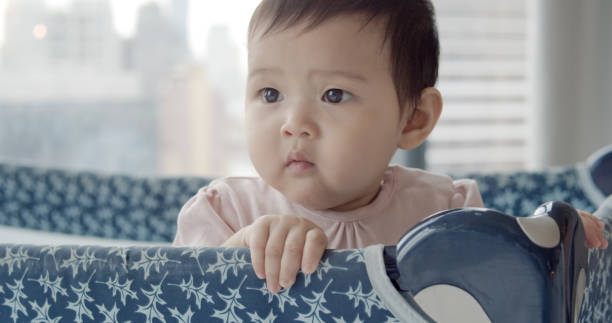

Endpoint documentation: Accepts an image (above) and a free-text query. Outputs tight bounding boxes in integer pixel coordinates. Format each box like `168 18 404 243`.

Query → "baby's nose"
281 122 316 138
280 109 318 138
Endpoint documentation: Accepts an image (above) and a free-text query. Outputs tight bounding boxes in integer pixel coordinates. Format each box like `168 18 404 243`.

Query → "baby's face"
246 14 407 211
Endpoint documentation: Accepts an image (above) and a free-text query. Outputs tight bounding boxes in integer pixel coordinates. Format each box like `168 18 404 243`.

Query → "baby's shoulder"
203 176 270 196
198 176 295 217
389 165 455 187
388 165 483 208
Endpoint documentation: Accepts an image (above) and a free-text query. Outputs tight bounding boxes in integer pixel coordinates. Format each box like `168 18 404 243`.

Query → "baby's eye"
260 88 284 103
322 89 353 104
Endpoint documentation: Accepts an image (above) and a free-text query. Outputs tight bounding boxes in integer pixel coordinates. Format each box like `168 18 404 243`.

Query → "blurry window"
0 0 528 177
429 0 528 172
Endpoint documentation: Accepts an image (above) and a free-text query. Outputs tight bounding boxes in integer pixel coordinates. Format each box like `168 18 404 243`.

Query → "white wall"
529 0 612 169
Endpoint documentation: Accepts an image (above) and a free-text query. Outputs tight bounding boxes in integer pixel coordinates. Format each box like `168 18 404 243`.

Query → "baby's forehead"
249 11 388 44
249 17 390 62
246 20 395 92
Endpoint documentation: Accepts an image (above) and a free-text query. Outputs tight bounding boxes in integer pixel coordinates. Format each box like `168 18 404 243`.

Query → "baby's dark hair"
248 0 439 111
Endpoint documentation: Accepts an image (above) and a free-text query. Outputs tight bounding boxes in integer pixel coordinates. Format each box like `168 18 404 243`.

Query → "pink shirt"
173 165 484 249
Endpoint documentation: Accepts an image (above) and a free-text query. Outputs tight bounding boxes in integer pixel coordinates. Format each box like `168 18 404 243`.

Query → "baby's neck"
328 182 384 212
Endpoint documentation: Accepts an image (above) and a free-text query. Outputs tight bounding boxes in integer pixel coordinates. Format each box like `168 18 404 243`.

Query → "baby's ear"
398 87 443 149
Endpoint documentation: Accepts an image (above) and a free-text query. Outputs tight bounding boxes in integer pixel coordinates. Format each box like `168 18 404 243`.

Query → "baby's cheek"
325 159 377 195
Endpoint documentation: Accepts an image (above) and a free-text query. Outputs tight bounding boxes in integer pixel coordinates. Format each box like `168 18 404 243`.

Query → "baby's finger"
301 229 327 274
265 227 288 293
591 218 608 248
587 216 608 249
279 230 305 289
247 223 270 280
583 211 605 229
581 215 602 248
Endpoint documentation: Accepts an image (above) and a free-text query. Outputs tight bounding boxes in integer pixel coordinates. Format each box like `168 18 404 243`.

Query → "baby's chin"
263 173 356 210
286 188 370 212
286 192 333 210
279 186 341 211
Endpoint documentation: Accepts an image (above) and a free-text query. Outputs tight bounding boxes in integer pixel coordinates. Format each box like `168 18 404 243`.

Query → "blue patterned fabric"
0 245 409 322
580 196 612 322
0 162 601 244
455 166 598 216
0 164 210 242
0 160 611 322
0 209 610 323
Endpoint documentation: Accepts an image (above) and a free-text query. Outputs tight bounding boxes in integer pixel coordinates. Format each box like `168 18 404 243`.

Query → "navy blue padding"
589 145 612 196
390 202 588 323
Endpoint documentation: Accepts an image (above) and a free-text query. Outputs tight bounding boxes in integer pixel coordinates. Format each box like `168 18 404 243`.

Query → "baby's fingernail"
597 221 605 229
587 240 600 248
267 284 278 294
302 267 313 275
280 279 294 289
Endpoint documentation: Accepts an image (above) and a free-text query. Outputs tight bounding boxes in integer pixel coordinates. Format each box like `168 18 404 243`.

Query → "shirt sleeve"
450 178 485 208
172 182 237 247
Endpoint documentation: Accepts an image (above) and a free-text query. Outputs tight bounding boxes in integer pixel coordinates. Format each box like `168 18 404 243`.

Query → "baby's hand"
223 215 327 293
578 210 608 249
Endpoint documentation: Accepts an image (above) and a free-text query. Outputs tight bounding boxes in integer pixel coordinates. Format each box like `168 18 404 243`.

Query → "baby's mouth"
286 152 315 174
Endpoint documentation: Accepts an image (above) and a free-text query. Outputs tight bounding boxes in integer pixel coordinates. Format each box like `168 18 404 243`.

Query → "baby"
174 0 607 293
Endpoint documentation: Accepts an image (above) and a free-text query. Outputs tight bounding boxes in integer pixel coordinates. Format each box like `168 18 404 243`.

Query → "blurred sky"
0 0 261 57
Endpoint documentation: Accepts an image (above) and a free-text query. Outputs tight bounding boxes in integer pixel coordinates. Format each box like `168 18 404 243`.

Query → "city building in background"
0 0 246 177
1 0 139 102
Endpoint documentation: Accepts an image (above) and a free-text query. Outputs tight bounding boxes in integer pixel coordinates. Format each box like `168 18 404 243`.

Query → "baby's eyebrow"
309 69 368 83
247 67 368 83
248 67 282 80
